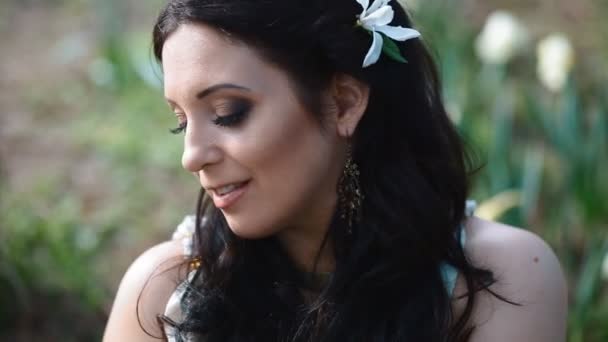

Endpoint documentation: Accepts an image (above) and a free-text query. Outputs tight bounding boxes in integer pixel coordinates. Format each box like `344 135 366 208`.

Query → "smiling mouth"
214 181 249 197
211 180 250 209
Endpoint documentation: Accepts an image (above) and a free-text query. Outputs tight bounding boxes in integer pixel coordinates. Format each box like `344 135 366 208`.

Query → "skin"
453 217 568 341
103 23 567 342
162 23 367 272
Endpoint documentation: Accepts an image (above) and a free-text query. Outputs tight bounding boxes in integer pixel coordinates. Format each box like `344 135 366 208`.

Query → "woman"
104 0 567 341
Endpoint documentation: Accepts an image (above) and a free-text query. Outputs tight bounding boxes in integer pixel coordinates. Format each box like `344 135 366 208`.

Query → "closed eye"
212 109 248 127
212 100 251 127
170 121 187 134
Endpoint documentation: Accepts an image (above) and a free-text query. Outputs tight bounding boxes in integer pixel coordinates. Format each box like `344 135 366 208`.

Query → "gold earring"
337 145 363 231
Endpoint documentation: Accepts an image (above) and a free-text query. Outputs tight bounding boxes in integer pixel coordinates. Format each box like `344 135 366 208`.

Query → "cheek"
239 98 328 178
229 105 335 230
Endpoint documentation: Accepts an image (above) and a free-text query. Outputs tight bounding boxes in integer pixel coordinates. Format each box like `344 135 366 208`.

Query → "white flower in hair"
356 0 421 67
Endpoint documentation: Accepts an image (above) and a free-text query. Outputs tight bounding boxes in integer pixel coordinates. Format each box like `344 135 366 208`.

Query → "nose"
181 125 223 173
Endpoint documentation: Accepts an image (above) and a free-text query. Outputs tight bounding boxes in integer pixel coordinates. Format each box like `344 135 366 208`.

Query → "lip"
210 180 250 209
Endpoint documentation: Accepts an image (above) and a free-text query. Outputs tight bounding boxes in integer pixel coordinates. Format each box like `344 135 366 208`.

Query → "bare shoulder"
103 239 187 342
453 216 568 342
464 216 564 275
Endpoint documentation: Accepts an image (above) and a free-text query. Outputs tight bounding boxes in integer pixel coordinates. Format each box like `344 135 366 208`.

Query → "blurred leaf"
520 147 543 221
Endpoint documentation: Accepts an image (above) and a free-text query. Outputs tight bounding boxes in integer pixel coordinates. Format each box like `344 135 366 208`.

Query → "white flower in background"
536 33 574 92
475 10 529 65
356 0 421 67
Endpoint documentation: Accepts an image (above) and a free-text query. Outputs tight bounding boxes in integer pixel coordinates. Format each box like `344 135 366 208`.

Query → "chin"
224 216 276 240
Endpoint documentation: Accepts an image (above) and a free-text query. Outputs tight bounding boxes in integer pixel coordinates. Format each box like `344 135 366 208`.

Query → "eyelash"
170 105 250 134
170 121 187 134
212 107 249 127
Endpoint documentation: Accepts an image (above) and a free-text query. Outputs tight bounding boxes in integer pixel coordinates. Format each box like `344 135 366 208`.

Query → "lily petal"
361 5 394 29
375 25 421 41
356 0 369 16
363 31 383 67
368 0 390 14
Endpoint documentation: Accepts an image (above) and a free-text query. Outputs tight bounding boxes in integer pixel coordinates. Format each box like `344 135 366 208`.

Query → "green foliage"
414 2 608 340
0 189 116 340
381 34 408 63
0 2 188 339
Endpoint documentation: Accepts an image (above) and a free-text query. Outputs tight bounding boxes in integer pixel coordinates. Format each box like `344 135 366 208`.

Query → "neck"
279 230 335 274
275 203 337 275
275 155 344 275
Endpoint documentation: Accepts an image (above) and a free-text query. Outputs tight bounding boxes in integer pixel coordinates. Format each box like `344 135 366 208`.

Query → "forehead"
161 23 275 102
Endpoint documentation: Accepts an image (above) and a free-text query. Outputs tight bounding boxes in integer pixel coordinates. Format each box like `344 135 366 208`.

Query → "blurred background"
0 0 606 341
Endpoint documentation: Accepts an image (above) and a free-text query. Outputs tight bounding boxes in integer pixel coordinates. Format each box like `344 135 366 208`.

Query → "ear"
324 74 370 138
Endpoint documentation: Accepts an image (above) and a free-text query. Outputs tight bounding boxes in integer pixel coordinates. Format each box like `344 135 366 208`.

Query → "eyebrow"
166 83 251 105
196 83 251 100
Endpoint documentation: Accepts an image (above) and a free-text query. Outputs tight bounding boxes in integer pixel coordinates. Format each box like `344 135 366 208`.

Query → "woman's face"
162 23 345 240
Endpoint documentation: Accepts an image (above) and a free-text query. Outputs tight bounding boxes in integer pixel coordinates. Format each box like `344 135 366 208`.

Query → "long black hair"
152 0 502 341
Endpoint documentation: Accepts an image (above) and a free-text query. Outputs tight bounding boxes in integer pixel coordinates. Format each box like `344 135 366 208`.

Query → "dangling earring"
337 144 363 232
